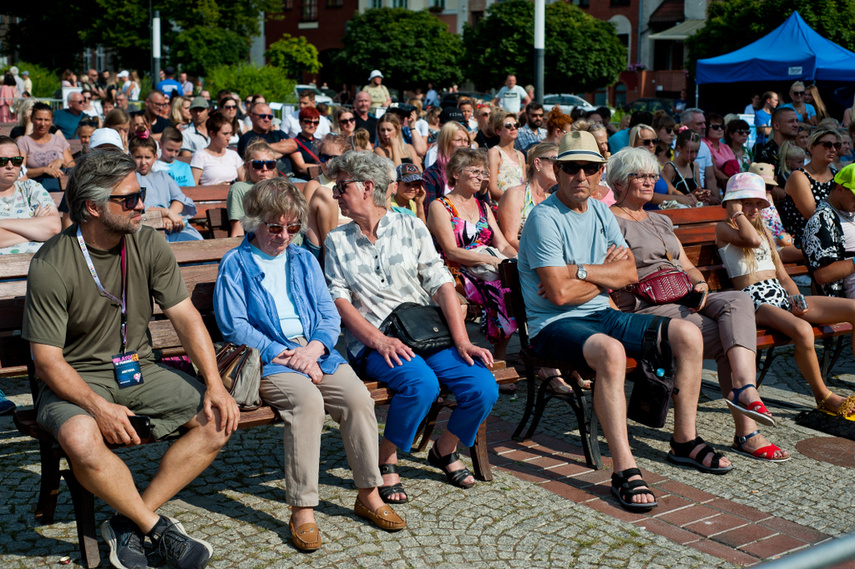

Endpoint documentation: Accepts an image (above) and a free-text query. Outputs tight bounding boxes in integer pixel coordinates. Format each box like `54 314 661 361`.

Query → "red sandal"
725 384 775 427
731 430 790 462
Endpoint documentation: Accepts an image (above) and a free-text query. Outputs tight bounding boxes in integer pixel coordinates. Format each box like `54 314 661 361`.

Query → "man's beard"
100 205 141 236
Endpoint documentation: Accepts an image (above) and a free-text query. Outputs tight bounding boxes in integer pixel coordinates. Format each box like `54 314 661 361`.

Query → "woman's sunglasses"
339 117 355 124
264 221 302 235
0 156 25 167
108 188 147 210
301 119 320 125
640 138 660 147
503 122 520 130
816 141 842 150
251 160 276 170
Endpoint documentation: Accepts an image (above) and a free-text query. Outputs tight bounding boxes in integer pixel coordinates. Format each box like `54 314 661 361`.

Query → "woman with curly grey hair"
214 178 404 552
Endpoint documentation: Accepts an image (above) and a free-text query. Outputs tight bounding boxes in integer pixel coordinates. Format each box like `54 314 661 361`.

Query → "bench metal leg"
64 468 100 569
469 420 492 482
522 374 555 441
756 347 778 388
512 363 538 441
821 336 846 384
34 440 62 524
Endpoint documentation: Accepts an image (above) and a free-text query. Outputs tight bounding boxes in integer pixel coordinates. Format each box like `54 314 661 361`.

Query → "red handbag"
628 266 692 305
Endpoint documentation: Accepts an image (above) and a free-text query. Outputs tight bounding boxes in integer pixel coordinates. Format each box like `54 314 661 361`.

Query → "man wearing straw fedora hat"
517 131 727 513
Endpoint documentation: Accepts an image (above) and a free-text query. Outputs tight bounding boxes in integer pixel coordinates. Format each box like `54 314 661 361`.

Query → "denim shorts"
531 309 660 366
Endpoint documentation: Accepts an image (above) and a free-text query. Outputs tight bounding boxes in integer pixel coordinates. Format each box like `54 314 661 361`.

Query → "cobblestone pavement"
2 338 855 568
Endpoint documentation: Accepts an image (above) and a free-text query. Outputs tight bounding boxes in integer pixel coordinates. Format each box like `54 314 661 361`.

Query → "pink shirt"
704 138 736 171
18 134 70 168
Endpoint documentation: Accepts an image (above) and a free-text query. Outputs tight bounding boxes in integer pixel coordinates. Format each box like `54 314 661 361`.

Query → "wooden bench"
500 206 852 468
2 237 518 568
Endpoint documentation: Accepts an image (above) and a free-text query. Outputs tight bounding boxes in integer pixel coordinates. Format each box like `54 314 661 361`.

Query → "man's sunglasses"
319 153 341 163
108 188 146 210
251 160 276 170
0 156 25 167
253 113 274 120
817 141 843 150
558 162 602 176
264 221 302 235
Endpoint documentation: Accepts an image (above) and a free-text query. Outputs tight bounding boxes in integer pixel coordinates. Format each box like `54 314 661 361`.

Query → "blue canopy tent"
696 12 855 85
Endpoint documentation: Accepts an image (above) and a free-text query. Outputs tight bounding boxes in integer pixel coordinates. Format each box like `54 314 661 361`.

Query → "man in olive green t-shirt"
22 150 240 569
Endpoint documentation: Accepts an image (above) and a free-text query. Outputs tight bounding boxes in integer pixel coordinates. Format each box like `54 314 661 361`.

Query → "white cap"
117 70 130 78
89 128 124 150
368 70 383 81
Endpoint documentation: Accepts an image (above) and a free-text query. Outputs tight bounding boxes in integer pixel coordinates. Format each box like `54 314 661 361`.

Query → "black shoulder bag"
380 302 454 357
627 317 680 428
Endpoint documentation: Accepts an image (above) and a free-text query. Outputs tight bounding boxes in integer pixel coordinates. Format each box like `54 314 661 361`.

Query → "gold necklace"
618 205 675 263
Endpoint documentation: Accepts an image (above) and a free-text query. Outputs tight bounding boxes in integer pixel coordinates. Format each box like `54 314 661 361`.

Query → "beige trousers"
260 347 382 507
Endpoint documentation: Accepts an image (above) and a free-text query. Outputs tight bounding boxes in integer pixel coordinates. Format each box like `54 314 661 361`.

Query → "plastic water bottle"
656 368 665 378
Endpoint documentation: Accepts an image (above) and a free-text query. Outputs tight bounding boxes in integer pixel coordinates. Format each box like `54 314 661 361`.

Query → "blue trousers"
358 347 498 451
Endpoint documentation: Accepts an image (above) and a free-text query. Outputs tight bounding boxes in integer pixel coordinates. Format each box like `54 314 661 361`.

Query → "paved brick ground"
2 337 855 568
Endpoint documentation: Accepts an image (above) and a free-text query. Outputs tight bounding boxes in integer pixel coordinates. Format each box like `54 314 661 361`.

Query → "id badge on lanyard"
76 228 143 388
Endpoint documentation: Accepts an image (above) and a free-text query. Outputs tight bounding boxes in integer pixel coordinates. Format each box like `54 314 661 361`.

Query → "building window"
572 0 590 6
430 0 445 9
283 0 293 9
301 0 317 21
610 0 630 5
326 0 342 7
371 0 382 7
392 0 407 7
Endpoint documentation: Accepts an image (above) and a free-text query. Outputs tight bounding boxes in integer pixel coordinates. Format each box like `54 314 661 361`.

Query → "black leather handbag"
627 317 679 428
382 302 454 356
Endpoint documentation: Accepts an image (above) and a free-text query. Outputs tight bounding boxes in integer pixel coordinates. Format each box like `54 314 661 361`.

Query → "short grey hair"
605 147 659 191
326 150 391 207
680 108 704 125
66 150 137 224
241 178 308 234
66 91 82 103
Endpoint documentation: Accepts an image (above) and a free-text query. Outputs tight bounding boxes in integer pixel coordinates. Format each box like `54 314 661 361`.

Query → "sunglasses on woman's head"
558 162 602 176
107 188 147 210
0 156 25 167
319 153 341 163
251 160 276 170
817 141 842 150
264 221 302 235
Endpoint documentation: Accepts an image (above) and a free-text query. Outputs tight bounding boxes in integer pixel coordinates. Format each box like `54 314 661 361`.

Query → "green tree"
686 0 855 75
462 0 625 93
2 62 61 98
206 64 296 103
332 8 463 92
173 27 249 77
265 34 322 78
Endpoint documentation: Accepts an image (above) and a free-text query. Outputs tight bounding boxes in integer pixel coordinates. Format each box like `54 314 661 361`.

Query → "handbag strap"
641 316 673 366
293 135 321 164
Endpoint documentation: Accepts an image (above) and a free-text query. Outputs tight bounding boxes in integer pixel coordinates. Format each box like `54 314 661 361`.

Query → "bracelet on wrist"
731 211 745 222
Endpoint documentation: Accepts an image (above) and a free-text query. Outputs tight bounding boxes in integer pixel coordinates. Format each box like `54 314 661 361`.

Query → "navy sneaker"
149 516 213 569
0 390 16 415
100 514 148 569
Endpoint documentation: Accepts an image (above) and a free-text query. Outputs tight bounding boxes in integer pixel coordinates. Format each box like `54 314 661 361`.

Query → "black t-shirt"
131 110 169 134
354 115 377 144
475 131 500 150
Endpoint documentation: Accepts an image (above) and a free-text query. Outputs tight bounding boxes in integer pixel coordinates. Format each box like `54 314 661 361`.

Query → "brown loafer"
354 497 406 532
289 518 321 551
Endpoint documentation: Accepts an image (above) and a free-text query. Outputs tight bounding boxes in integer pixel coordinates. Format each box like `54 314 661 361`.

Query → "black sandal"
610 467 657 513
378 464 408 504
427 445 475 489
666 436 733 475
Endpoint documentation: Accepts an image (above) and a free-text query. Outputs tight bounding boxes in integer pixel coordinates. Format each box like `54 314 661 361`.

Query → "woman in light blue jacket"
214 179 404 552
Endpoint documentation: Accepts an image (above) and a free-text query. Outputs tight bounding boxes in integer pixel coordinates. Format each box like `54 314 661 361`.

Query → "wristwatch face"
576 265 587 280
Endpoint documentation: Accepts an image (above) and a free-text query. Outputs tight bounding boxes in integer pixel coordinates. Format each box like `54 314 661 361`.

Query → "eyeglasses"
222 104 237 110
463 168 488 178
339 117 355 124
333 179 360 197
0 156 24 167
503 122 520 130
250 160 276 170
709 124 723 130
792 91 805 96
319 153 341 163
639 138 660 147
108 188 146 210
627 173 660 183
817 141 843 150
558 162 602 176
253 113 274 120
736 129 750 135
152 102 168 108
264 221 302 235
301 119 320 125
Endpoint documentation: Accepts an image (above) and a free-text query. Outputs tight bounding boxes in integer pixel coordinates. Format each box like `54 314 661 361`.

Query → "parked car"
625 98 677 118
439 91 491 109
294 84 333 106
542 94 596 116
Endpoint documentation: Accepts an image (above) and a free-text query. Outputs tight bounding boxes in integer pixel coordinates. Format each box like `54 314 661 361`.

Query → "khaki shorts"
37 363 206 440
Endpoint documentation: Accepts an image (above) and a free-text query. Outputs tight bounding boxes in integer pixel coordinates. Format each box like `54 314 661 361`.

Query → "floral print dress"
436 196 516 344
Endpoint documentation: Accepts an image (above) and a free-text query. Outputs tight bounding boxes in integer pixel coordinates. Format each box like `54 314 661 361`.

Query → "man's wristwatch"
576 264 587 281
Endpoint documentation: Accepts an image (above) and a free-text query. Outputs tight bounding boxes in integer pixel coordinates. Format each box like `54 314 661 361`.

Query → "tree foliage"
332 9 464 92
686 0 855 75
265 35 322 78
2 61 61 98
462 0 625 93
172 27 249 77
206 64 296 103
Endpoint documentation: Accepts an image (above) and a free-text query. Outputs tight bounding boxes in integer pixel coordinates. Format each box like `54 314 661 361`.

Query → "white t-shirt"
837 210 855 298
414 118 430 138
495 85 528 114
190 148 243 185
697 140 713 185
